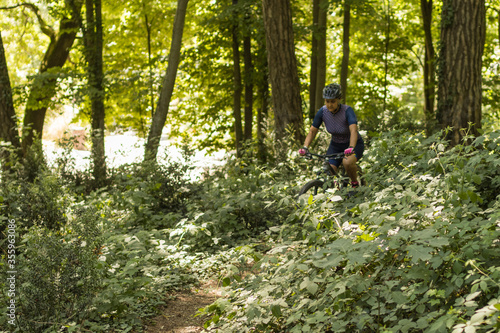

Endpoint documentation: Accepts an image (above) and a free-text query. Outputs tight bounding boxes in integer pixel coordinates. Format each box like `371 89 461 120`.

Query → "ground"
145 281 221 333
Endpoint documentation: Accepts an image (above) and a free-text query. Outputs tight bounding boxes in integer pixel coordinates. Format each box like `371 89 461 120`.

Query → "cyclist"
299 83 365 187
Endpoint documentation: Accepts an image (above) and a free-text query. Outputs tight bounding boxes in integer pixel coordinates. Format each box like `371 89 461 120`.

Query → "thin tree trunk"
340 1 350 104
0 32 21 170
231 0 243 155
309 0 319 120
314 0 328 111
144 0 189 161
243 31 253 142
420 0 436 136
437 0 485 146
145 12 155 119
383 0 391 116
257 43 268 163
21 0 83 154
257 73 268 163
262 0 305 144
84 0 106 187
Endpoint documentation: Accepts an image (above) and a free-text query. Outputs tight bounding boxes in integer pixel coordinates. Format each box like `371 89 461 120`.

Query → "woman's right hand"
299 147 309 156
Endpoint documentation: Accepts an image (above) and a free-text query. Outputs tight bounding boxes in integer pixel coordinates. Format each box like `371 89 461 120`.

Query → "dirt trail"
145 281 221 333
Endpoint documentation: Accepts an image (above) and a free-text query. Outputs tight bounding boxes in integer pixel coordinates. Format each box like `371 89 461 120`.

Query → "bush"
5 209 103 332
201 129 500 333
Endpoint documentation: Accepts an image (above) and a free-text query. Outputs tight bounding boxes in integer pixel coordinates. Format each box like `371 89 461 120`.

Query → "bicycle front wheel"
298 179 325 197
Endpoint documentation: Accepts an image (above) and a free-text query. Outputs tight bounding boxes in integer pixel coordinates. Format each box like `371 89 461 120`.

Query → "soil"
145 281 222 333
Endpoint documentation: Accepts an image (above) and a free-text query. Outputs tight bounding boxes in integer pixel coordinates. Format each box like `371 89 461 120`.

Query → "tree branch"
0 2 56 40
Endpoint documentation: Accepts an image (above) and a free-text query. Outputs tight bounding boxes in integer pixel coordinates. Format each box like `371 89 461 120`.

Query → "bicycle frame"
303 151 350 188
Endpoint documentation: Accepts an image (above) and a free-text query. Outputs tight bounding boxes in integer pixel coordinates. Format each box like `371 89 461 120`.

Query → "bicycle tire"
297 179 327 198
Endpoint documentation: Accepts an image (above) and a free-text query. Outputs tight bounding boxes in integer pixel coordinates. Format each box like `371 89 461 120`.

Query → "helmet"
322 83 342 100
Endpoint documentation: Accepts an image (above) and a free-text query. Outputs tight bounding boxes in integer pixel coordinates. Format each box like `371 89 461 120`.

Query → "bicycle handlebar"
303 151 345 160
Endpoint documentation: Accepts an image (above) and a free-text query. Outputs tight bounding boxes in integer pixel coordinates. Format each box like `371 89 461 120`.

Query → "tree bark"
309 0 319 120
262 0 304 144
243 23 253 142
144 0 189 161
256 42 268 163
314 0 328 112
21 0 83 154
340 1 351 104
437 0 485 146
383 0 391 115
420 0 436 136
231 0 244 156
84 0 106 187
0 32 21 170
0 32 20 148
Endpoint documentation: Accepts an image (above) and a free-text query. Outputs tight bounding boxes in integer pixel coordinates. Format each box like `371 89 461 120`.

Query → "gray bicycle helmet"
322 83 342 100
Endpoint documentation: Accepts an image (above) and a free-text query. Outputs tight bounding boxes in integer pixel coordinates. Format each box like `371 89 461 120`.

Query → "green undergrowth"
1 129 499 332
200 129 500 333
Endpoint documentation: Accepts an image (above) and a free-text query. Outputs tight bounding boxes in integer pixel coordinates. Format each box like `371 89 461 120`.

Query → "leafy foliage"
14 209 103 332
200 129 500 332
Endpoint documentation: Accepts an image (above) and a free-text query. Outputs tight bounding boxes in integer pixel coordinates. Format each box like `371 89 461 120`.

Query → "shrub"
201 129 500 332
12 209 103 332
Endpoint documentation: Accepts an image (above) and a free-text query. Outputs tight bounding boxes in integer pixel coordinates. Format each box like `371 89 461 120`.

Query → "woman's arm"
349 124 358 147
303 126 319 148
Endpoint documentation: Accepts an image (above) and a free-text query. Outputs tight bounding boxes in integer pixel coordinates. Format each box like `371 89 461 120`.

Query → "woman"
299 83 364 187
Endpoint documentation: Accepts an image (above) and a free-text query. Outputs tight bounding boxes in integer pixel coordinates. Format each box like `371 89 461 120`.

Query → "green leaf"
407 244 432 263
271 304 282 318
308 194 314 205
300 277 318 295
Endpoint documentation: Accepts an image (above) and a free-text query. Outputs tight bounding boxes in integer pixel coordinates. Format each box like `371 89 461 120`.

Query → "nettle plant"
201 129 500 333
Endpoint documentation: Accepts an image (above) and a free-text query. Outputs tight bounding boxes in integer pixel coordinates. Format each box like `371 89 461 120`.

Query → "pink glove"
344 147 354 156
299 147 308 156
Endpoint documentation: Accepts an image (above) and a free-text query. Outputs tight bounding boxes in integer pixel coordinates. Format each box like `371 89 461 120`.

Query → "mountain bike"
297 151 365 200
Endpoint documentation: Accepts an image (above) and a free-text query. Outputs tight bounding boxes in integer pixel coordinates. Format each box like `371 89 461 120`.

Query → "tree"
0 31 21 169
262 0 305 143
437 0 486 145
314 0 328 113
231 0 244 155
83 0 106 186
309 0 328 119
18 0 83 154
420 0 436 136
243 4 254 143
340 0 351 104
144 0 190 161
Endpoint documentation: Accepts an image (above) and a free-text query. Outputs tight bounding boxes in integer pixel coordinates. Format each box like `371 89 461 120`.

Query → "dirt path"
145 281 221 333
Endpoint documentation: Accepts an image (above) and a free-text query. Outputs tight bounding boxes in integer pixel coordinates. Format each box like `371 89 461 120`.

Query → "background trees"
0 0 499 165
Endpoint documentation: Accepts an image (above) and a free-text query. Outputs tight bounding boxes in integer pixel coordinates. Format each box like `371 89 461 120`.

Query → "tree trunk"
257 78 268 163
437 0 485 146
309 0 319 120
262 0 304 144
84 0 106 187
383 0 391 115
257 43 268 163
243 31 253 142
420 0 436 136
314 0 328 112
144 0 189 161
340 1 351 104
231 0 244 156
498 9 500 48
0 32 21 170
21 0 83 154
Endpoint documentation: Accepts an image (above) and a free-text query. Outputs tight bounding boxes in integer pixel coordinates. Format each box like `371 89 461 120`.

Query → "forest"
0 0 499 332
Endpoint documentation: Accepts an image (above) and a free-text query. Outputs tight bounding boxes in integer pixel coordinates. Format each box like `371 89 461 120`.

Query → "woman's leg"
342 155 358 183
